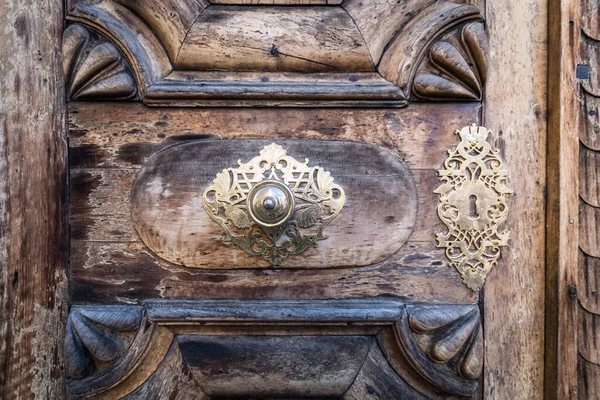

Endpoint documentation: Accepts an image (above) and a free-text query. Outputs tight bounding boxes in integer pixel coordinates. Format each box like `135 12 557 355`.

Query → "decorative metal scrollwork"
202 143 345 265
435 125 513 290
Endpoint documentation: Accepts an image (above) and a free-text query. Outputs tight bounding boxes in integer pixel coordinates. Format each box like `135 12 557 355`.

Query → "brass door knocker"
203 143 345 266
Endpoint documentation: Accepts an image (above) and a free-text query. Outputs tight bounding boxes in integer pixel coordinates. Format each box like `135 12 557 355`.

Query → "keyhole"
468 195 480 220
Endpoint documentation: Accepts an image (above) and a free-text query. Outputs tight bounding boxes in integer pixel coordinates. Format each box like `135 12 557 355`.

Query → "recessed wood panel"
179 335 371 397
131 139 417 269
176 6 374 72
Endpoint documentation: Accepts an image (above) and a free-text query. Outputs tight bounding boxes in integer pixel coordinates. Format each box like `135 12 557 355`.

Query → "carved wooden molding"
65 299 482 399
413 22 488 101
63 24 137 101
64 0 486 106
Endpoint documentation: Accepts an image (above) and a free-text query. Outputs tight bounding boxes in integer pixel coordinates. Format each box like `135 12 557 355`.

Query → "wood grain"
580 250 600 314
578 354 600 400
180 335 371 397
211 0 342 4
122 340 206 400
68 0 172 91
343 340 428 399
112 0 208 62
484 0 548 398
577 3 600 398
342 0 438 64
69 240 475 304
64 300 481 398
131 139 418 269
377 2 481 92
67 102 481 170
67 102 480 304
0 0 68 398
63 24 137 101
177 6 374 72
580 143 600 207
143 71 406 107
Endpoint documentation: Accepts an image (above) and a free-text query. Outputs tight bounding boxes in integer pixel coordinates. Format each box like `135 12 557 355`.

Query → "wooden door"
0 0 552 399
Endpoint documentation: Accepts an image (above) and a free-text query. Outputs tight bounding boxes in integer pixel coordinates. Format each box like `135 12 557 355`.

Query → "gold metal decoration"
434 125 512 290
202 143 345 265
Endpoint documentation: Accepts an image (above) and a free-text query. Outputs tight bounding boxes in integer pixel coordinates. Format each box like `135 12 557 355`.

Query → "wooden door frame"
0 0 555 398
546 0 580 399
0 0 68 398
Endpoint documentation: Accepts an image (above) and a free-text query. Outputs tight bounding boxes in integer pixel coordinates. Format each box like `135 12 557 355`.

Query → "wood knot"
568 284 577 299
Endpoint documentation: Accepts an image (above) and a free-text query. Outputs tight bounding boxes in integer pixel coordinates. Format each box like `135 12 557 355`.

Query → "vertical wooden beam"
483 0 548 398
545 0 580 399
0 0 68 398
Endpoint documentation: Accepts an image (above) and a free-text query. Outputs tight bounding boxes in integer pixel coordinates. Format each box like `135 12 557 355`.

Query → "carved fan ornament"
408 305 483 380
413 22 488 101
63 24 137 101
64 306 143 380
435 125 513 290
202 143 345 266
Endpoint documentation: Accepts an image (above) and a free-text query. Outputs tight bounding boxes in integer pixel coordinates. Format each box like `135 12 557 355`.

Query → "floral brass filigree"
435 125 512 290
202 143 345 266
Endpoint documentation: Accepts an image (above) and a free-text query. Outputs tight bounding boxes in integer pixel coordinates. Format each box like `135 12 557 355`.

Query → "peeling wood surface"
67 102 479 170
0 0 68 398
484 0 548 398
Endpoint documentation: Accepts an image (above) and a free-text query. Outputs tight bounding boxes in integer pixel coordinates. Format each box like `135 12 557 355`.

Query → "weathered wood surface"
412 21 487 101
71 166 435 243
112 0 208 62
578 354 600 400
484 0 548 398
378 305 483 398
143 71 406 107
63 25 137 101
131 140 417 269
211 0 342 4
122 340 206 400
377 2 482 91
177 7 374 72
343 0 437 65
64 300 482 398
65 0 486 106
68 102 480 304
181 335 371 397
0 0 69 398
68 102 479 169
67 0 172 92
343 340 428 399
577 1 600 397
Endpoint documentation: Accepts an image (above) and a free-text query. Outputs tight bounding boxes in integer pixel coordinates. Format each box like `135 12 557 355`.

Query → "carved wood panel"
63 0 490 398
65 300 483 399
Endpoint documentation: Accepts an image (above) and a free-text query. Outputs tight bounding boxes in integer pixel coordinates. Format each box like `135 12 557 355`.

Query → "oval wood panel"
131 139 417 269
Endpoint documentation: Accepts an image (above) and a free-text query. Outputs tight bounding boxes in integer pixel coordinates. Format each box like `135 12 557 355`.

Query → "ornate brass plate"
202 143 345 265
435 125 513 290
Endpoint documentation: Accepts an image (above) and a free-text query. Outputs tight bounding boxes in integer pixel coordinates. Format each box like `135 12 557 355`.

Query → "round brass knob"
246 180 295 228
